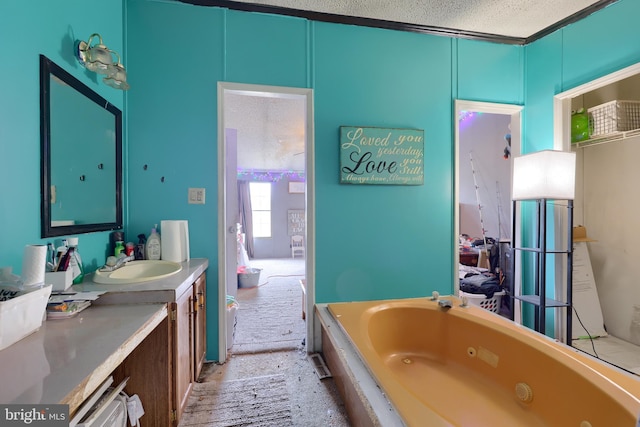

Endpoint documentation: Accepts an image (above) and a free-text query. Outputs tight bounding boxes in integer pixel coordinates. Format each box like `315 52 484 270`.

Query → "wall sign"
340 126 424 185
287 209 305 235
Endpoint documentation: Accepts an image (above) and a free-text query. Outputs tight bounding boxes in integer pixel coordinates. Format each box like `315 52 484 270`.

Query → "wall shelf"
572 127 640 149
516 295 570 308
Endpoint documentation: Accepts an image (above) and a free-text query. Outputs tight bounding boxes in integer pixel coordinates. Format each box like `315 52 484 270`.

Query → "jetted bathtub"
325 297 640 426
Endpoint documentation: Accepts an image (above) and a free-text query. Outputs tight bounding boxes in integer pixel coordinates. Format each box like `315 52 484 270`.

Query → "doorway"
217 82 315 362
554 63 640 372
454 100 523 320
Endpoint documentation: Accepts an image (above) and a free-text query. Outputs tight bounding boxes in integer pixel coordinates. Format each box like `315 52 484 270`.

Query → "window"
249 182 271 237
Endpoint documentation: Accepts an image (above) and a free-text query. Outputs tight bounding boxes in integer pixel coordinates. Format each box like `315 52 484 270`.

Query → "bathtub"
320 297 640 427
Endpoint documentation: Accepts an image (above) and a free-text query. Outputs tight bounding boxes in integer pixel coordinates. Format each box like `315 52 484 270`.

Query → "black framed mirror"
40 55 122 238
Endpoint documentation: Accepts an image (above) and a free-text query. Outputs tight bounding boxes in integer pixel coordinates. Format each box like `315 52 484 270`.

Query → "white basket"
588 100 640 137
0 285 52 350
459 290 505 313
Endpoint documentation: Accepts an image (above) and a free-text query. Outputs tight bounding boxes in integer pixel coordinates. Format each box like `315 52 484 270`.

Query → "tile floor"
572 335 640 375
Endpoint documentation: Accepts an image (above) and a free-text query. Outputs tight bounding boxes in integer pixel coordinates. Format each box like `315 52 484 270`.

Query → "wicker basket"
459 290 505 313
588 100 640 137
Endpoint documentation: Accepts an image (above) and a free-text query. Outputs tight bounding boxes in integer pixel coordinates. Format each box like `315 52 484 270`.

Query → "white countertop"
0 303 167 409
0 257 209 411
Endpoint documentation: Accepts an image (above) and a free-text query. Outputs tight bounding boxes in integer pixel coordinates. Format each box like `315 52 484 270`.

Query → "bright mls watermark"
0 405 68 426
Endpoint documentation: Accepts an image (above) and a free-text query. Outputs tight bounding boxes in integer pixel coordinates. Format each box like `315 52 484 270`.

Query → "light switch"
188 188 206 204
51 185 57 204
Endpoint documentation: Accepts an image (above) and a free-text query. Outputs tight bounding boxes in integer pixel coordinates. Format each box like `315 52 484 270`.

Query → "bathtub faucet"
437 299 453 311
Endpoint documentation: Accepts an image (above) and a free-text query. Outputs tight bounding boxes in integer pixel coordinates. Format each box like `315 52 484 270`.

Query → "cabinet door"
173 289 194 422
193 273 206 380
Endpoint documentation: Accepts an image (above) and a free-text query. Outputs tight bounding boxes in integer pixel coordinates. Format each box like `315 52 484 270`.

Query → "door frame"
454 100 523 317
217 82 315 362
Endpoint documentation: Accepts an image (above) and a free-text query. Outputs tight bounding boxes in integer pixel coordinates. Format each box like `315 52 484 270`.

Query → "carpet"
232 260 306 354
179 374 293 426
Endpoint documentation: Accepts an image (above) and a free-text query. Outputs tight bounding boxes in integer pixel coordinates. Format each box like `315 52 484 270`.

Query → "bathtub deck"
316 304 406 427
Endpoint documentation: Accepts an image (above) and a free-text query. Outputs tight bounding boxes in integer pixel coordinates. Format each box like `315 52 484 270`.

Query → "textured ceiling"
225 93 306 172
227 0 612 40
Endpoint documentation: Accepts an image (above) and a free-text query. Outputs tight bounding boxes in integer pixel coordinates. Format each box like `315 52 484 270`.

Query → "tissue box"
45 270 73 292
0 285 52 351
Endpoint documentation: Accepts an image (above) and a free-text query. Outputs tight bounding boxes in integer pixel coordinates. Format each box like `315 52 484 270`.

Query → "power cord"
572 305 600 359
257 273 305 287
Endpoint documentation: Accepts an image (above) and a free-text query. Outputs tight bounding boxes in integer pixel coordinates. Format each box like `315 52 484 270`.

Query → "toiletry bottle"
114 241 125 257
135 234 146 260
146 226 162 260
67 237 84 284
47 242 56 272
110 231 124 258
54 239 68 271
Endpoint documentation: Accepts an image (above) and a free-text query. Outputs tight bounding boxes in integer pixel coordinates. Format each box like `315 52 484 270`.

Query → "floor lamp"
512 150 576 341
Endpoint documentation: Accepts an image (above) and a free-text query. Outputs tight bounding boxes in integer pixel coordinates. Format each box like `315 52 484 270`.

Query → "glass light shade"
76 34 116 75
103 63 129 90
512 150 576 200
84 44 115 75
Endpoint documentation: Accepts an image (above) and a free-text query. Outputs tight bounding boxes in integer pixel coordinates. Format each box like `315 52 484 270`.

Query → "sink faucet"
99 254 135 272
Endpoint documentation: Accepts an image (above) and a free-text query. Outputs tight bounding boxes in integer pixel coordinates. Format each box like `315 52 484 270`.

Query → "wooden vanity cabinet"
99 271 207 426
171 272 207 425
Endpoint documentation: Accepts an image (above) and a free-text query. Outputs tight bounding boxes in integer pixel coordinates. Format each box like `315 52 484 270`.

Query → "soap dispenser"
146 225 162 260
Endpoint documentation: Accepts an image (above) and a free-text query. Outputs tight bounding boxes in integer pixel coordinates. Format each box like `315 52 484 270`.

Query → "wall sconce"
75 33 130 90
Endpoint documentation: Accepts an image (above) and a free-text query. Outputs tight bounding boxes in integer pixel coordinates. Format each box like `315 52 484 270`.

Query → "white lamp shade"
512 150 576 200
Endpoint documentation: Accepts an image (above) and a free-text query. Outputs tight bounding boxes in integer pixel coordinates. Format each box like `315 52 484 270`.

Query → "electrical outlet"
188 188 206 204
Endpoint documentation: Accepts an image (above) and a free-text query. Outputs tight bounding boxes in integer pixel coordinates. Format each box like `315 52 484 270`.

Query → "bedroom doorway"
217 82 315 363
454 100 523 320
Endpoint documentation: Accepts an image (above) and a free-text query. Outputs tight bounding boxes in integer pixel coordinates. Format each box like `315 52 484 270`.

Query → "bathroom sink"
93 260 183 284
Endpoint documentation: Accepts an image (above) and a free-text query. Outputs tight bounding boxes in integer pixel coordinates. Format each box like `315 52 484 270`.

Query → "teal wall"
2 0 638 360
313 23 454 303
125 1 523 359
0 1 124 273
